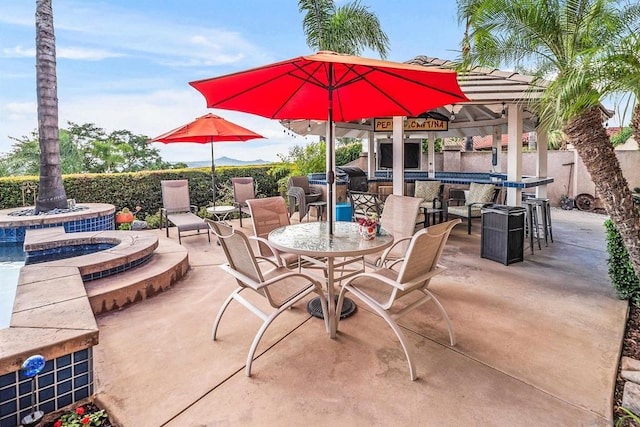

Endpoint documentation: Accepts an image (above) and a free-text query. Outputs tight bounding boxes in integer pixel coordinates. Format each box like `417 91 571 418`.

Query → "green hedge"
0 165 291 219
605 219 640 305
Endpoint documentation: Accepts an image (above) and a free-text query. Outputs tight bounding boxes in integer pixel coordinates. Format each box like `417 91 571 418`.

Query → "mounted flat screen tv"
377 140 421 170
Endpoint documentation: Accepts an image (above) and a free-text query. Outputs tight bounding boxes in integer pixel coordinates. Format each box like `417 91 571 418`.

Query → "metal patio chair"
160 179 210 244
245 196 302 269
445 183 500 234
231 177 255 227
287 175 323 220
363 195 422 267
207 220 328 377
348 190 385 223
337 219 461 381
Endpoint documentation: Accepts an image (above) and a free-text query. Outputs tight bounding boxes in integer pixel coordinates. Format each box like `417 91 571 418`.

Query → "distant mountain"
183 157 271 168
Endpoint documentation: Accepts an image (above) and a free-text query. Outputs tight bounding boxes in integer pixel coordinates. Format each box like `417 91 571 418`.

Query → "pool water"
0 243 25 328
0 242 116 329
25 243 116 265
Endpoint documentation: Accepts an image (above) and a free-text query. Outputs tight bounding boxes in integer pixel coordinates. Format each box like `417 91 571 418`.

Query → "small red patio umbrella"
150 113 264 206
190 51 468 234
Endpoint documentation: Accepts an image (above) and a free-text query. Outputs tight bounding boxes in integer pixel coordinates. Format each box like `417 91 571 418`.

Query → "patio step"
85 238 189 316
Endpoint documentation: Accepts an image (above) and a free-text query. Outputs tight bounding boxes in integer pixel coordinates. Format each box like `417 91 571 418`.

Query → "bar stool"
528 198 553 246
523 200 541 254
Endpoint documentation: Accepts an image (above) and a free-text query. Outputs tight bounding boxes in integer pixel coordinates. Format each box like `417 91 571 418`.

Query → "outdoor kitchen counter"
309 172 554 189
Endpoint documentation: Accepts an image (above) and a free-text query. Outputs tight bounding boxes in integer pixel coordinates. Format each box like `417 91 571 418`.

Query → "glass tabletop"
206 205 235 213
268 221 393 258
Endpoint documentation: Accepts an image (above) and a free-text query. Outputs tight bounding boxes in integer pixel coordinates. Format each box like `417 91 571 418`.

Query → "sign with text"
374 117 448 132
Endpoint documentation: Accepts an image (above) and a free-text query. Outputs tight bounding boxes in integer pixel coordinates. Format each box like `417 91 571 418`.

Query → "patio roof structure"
284 56 612 205
283 56 543 140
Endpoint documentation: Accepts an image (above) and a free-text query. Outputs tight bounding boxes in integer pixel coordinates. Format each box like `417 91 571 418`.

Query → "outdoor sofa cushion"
465 183 496 205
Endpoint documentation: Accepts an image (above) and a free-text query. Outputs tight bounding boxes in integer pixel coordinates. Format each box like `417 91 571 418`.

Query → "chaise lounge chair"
160 179 210 244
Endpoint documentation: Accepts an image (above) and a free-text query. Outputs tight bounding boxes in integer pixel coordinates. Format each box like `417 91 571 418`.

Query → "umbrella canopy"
150 113 264 206
190 51 468 233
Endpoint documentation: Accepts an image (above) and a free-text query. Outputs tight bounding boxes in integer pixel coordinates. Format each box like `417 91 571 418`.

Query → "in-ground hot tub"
0 203 115 243
0 226 160 427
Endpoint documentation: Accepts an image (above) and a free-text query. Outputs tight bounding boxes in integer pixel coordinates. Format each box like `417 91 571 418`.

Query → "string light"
501 102 506 119
307 120 311 132
282 121 297 138
450 105 456 121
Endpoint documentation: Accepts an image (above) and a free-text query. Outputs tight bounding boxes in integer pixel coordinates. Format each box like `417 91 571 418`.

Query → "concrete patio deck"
92 208 627 426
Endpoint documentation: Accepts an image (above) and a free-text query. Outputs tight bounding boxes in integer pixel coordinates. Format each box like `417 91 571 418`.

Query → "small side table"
206 205 235 223
306 201 327 221
420 204 443 227
207 205 236 246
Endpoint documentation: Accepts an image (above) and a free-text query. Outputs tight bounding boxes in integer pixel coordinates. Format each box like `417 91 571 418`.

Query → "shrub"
144 211 162 229
335 141 362 165
605 219 640 305
0 165 286 218
610 127 633 147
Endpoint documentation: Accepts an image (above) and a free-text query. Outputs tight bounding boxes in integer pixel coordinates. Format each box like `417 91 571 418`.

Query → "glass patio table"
268 221 393 338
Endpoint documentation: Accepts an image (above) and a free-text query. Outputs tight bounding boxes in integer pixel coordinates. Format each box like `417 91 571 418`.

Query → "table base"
307 296 357 320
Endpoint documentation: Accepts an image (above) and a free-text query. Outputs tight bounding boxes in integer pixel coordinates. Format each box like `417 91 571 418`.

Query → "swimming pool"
0 241 121 329
0 243 25 328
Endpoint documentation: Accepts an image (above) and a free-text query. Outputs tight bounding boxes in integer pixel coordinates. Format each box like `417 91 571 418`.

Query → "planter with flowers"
358 213 379 240
115 206 144 231
44 402 113 427
115 207 134 225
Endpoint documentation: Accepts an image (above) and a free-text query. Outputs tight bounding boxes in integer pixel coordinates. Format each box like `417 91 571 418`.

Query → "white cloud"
57 47 124 61
6 102 35 114
0 1 273 68
2 45 34 57
49 3 272 68
3 45 124 61
0 88 309 161
52 88 304 163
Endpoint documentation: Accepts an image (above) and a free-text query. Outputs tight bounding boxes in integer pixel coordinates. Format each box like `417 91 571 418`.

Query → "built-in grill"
337 166 369 192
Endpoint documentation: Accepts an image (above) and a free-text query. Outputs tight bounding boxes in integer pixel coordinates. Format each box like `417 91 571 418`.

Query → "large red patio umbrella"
190 51 468 234
150 113 264 207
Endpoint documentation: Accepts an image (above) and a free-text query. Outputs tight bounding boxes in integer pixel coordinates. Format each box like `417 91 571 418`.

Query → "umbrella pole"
211 141 216 208
327 68 335 235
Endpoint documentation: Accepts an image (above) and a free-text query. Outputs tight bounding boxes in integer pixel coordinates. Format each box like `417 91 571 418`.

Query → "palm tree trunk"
632 103 640 146
35 0 67 212
563 106 640 277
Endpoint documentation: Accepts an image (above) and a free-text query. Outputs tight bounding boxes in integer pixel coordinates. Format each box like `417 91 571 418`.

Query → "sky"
0 0 472 163
0 1 624 165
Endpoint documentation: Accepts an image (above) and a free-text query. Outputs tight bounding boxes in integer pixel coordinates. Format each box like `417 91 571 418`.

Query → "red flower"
82 416 91 424
54 421 62 427
75 406 85 416
358 217 378 227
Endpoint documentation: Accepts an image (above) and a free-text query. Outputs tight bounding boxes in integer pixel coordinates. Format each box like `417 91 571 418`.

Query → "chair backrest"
288 176 311 194
397 219 459 284
414 180 442 201
349 190 385 221
465 183 496 206
161 179 192 213
231 177 255 206
246 197 290 256
207 219 264 285
380 195 422 256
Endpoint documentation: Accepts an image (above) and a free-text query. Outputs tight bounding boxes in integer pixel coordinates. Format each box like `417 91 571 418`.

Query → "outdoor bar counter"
309 171 554 190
